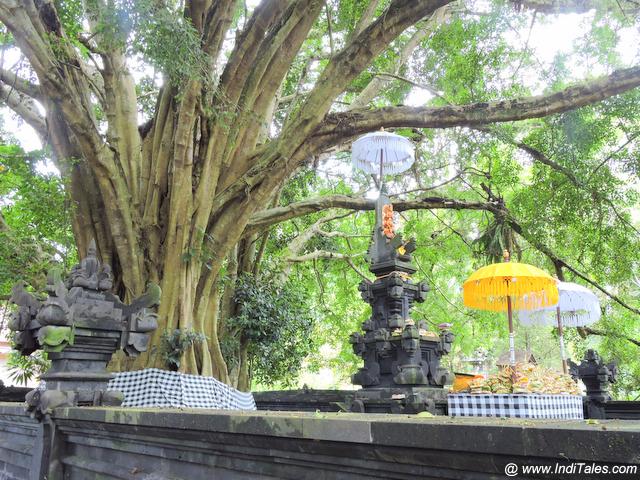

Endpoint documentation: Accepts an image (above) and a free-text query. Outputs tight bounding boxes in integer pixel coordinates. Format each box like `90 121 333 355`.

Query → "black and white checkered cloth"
107 368 256 410
448 394 583 419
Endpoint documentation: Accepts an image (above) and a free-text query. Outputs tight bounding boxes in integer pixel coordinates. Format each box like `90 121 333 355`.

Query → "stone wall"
0 405 49 480
252 389 350 412
1 402 639 479
0 385 30 403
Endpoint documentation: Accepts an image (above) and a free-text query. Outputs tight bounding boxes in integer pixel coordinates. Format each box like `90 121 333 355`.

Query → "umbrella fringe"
517 281 601 327
519 308 600 327
463 277 558 312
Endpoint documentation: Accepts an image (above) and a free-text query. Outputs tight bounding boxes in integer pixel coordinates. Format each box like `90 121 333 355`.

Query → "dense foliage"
5 346 49 386
224 274 316 387
0 143 75 294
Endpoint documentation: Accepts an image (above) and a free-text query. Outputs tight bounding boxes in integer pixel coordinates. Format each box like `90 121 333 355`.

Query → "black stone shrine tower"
348 193 454 413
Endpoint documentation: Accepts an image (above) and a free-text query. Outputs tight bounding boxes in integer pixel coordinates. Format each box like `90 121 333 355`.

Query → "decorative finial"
503 249 510 262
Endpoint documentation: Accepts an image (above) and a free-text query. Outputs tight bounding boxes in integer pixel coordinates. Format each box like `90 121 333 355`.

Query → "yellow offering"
466 363 580 396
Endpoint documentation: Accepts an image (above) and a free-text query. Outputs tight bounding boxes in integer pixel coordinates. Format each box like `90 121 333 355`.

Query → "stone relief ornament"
8 239 160 418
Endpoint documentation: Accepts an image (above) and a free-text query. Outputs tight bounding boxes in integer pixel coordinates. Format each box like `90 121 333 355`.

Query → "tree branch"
471 125 583 185
0 68 41 99
325 3 335 57
315 229 370 239
286 248 371 284
99 49 142 205
0 1 104 154
344 257 373 283
0 0 146 295
516 141 581 185
496 131 640 237
287 251 362 262
0 83 46 138
504 215 640 316
216 0 456 220
348 0 381 41
277 211 356 283
284 234 371 283
511 0 640 14
582 326 640 348
218 0 289 105
214 0 324 191
246 194 501 233
283 0 454 144
350 5 452 108
374 72 446 99
590 131 640 179
283 212 352 257
317 65 640 146
201 0 237 58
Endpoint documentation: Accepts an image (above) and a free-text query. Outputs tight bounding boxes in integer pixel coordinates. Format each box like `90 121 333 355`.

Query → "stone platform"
1 402 639 479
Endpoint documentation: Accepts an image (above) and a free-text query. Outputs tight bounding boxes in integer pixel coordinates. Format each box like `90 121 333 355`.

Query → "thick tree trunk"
236 338 251 392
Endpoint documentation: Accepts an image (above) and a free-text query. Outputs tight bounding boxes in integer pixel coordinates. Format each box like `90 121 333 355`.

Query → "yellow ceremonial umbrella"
463 251 559 369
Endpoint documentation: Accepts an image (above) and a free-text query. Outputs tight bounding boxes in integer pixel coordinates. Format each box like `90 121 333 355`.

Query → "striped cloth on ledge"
107 368 256 410
448 393 583 419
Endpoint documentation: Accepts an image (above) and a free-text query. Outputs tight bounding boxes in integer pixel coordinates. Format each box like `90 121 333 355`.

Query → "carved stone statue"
8 239 160 418
8 281 42 355
569 349 616 419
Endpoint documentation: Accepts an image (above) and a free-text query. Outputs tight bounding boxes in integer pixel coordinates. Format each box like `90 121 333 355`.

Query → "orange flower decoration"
382 203 395 239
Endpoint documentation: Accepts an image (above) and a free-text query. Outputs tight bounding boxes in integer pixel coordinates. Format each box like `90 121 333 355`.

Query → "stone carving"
8 240 160 418
569 349 616 402
349 192 454 413
569 349 616 419
7 282 42 355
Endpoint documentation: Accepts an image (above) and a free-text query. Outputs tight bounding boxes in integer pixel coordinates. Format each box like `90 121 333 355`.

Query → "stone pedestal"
350 386 449 414
41 326 123 406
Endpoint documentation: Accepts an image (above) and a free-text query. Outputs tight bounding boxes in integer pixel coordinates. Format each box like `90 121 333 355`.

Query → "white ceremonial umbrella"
351 130 415 187
518 281 601 373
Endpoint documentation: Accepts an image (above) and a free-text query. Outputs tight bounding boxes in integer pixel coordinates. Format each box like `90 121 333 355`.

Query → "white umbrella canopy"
351 131 415 176
518 281 601 327
518 281 600 374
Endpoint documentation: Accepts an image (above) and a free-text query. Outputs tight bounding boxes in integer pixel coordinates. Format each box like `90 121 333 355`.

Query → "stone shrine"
569 349 618 419
349 192 454 413
8 240 160 417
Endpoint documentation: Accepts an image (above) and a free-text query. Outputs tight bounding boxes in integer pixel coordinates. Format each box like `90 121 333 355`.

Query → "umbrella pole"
379 149 384 191
507 295 516 381
557 306 568 374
